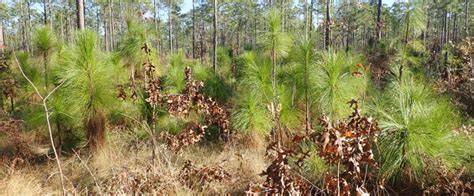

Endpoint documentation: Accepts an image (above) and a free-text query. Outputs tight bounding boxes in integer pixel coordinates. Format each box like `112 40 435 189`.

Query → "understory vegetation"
0 0 472 195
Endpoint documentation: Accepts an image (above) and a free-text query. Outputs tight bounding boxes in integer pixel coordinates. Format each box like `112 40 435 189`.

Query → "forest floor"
0 128 271 195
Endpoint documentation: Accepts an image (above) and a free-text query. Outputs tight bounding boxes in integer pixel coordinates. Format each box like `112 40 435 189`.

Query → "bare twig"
337 161 340 196
13 50 66 194
73 150 103 195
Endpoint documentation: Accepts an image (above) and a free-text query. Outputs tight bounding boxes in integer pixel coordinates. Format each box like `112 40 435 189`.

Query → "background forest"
0 0 472 195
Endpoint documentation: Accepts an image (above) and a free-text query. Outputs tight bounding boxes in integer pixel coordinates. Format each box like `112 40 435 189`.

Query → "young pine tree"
372 69 471 184
58 30 115 150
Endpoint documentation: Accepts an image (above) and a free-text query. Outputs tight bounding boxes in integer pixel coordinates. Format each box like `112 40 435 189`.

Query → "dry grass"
0 172 48 195
0 129 269 194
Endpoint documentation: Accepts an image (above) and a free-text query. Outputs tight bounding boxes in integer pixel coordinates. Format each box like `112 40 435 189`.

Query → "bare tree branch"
12 50 66 194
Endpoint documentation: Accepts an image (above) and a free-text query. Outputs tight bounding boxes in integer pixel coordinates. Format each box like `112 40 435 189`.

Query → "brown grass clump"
0 173 46 195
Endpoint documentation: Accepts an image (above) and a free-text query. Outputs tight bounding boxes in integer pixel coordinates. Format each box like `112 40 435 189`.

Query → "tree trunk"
153 0 159 55
0 15 4 54
442 9 447 45
213 0 218 73
425 2 430 41
86 113 106 150
304 46 310 133
65 0 70 42
465 0 469 37
76 0 85 30
27 0 32 52
175 29 179 50
43 53 48 90
20 2 27 52
119 0 124 32
0 0 4 110
443 10 450 81
95 4 100 33
59 5 64 41
254 4 257 49
452 13 457 42
304 0 309 37
200 5 205 64
345 25 350 52
104 9 109 51
192 0 196 59
404 8 410 44
48 0 52 27
375 0 382 41
280 0 285 31
324 0 331 50
309 0 314 33
109 0 114 51
43 0 48 25
168 0 173 54
271 47 277 142
56 122 62 156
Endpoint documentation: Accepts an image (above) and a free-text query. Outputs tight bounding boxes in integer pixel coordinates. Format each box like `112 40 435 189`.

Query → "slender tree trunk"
304 0 309 37
104 11 109 51
192 0 196 59
0 15 4 54
27 0 32 52
280 0 284 31
465 0 469 37
43 53 48 90
95 4 100 33
20 2 27 52
400 5 411 80
168 0 173 54
56 122 62 156
153 0 159 56
324 0 331 50
271 46 277 142
452 13 457 42
425 2 430 41
65 0 70 42
59 5 65 41
43 0 48 25
175 28 179 50
76 0 85 30
345 26 350 52
254 4 257 49
375 0 382 41
442 9 447 45
109 0 114 50
213 0 218 73
119 0 124 32
443 10 450 81
447 11 450 44
200 6 205 64
48 0 52 27
0 0 4 110
304 47 310 133
309 0 314 33
404 9 410 44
